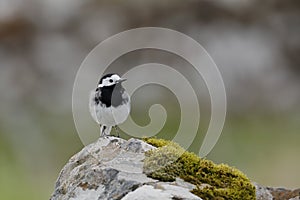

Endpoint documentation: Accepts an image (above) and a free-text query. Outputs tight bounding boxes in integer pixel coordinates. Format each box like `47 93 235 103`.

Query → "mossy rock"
143 138 256 200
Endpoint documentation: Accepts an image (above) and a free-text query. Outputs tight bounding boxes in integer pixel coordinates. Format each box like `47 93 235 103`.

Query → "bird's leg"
100 125 106 137
113 126 120 138
100 125 112 137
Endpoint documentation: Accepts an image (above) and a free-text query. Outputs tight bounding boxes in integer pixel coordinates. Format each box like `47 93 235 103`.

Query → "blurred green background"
0 0 299 199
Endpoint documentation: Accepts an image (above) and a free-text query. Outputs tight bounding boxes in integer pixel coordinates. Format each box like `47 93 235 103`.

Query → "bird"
89 73 130 137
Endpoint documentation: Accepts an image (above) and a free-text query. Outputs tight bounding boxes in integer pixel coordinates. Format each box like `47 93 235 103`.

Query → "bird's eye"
109 79 113 83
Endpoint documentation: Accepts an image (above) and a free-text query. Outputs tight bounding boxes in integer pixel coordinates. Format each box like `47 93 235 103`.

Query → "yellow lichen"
143 138 256 200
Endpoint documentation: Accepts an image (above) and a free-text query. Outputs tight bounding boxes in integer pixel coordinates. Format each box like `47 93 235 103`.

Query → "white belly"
89 91 130 127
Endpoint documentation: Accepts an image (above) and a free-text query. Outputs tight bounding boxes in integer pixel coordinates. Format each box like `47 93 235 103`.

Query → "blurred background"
0 0 299 199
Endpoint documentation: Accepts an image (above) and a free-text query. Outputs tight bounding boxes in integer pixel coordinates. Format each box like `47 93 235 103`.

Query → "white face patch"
98 74 121 88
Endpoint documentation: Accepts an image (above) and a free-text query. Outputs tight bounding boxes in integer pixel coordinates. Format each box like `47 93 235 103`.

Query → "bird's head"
97 73 127 88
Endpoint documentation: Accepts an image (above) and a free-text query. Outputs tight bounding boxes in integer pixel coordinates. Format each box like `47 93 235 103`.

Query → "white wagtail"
89 73 130 137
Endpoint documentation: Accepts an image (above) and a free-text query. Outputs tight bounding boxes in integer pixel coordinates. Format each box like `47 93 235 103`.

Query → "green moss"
143 138 256 200
143 137 173 147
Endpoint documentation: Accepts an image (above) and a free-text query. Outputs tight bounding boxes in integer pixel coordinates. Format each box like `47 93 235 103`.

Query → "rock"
50 137 201 200
122 183 201 200
267 187 300 200
289 197 300 200
254 182 300 200
254 182 273 200
50 136 299 200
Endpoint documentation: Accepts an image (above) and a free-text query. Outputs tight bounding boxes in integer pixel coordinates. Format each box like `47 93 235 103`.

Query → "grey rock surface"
122 184 201 200
254 182 273 200
254 182 300 200
267 186 300 200
289 197 300 200
50 137 201 200
50 136 299 200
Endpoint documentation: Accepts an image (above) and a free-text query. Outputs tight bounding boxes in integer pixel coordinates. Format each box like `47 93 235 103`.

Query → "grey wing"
110 91 131 125
89 89 100 124
123 92 131 110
